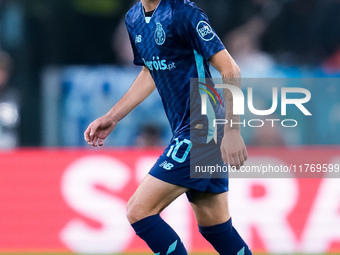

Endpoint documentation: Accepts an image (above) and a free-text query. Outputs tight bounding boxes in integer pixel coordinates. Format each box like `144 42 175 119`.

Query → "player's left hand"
84 114 117 147
220 130 248 169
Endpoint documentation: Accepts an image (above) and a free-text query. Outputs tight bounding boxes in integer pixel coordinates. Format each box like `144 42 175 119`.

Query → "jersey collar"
141 0 164 24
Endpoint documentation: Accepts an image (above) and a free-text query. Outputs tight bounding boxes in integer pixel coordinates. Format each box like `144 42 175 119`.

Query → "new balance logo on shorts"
159 160 174 170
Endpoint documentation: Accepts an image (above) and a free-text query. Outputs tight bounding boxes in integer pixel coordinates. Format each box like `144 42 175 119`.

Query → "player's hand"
84 115 117 147
220 130 248 170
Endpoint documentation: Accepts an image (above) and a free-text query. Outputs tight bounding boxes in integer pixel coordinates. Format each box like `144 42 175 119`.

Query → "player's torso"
126 0 198 135
127 0 197 82
126 0 226 143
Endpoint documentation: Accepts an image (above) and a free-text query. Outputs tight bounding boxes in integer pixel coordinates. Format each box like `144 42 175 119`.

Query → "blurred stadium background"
0 0 340 254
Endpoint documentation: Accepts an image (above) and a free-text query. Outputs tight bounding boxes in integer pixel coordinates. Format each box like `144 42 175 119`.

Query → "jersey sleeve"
173 5 225 60
127 31 145 66
125 15 145 66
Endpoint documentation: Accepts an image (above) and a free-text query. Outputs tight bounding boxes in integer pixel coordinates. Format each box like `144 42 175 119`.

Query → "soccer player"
84 0 252 254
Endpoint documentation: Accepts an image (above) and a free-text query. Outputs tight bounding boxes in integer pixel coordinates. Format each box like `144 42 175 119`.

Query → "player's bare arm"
84 66 156 147
209 49 248 169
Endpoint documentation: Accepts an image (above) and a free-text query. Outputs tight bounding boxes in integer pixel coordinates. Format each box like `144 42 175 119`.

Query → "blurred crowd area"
0 0 340 148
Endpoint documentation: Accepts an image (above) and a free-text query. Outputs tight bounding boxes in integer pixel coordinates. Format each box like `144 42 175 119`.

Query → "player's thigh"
190 191 230 227
127 174 188 223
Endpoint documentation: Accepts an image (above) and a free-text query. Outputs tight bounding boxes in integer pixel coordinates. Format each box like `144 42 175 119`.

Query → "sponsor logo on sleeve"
196 21 215 41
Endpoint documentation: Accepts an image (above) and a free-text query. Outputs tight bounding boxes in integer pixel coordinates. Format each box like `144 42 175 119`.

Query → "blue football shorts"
149 137 229 202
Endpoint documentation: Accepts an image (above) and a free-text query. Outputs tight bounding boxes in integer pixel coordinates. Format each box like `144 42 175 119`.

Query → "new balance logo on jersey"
142 56 176 71
135 35 142 43
159 160 174 170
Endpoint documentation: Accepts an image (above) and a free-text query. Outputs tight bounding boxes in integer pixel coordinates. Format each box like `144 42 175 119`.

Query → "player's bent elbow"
233 64 241 77
220 68 241 82
219 61 241 80
227 63 241 78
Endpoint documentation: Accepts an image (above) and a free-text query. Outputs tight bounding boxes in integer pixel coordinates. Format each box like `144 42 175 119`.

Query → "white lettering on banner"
135 156 158 182
135 157 192 250
57 153 340 254
60 156 133 254
229 157 298 253
300 157 340 253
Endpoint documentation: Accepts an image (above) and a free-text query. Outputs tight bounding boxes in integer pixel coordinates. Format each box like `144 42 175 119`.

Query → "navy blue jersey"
125 0 226 143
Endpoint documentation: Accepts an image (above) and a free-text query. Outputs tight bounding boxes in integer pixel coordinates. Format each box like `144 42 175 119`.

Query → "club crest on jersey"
154 22 166 45
196 21 215 41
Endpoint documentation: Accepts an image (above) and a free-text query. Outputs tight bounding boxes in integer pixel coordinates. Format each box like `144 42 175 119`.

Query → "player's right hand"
220 129 248 170
84 115 117 147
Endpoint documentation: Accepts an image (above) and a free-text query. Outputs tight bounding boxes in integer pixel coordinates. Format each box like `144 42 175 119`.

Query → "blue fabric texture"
131 214 188 255
199 218 253 255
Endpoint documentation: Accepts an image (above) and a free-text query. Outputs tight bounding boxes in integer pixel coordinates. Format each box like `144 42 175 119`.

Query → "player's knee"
126 199 149 224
